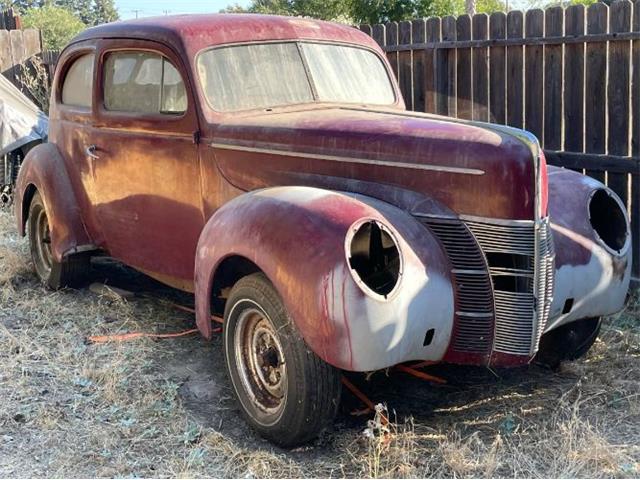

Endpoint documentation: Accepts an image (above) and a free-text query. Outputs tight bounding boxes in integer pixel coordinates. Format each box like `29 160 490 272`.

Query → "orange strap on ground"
341 376 389 424
88 326 222 344
395 364 447 384
171 303 224 324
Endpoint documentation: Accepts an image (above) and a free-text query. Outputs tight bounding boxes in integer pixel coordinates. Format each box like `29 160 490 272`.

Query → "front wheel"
223 273 341 447
535 317 602 369
27 191 89 289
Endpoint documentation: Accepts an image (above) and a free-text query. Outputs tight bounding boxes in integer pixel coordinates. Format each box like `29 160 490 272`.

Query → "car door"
90 39 204 289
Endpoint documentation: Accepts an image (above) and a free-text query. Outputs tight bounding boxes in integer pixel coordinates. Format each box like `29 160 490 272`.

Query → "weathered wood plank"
386 21 399 80
564 4 585 154
456 14 472 119
585 2 608 163
472 13 489 121
425 17 441 114
525 9 544 142
399 20 414 109
607 0 632 210
544 7 564 150
507 10 524 128
489 12 506 124
22 29 41 59
0 30 12 81
544 151 639 173
412 18 428 112
372 24 386 48
436 16 457 116
359 24 372 36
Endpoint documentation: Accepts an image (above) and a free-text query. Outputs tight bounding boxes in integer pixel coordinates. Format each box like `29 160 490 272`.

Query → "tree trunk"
465 0 476 16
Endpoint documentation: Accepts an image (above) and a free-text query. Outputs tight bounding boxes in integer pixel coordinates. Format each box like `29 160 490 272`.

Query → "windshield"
196 42 396 112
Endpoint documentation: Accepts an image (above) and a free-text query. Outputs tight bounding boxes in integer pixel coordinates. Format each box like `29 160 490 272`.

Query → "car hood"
210 106 540 220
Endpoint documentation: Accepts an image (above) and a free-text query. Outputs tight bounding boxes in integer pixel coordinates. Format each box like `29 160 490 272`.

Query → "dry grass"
1 208 638 478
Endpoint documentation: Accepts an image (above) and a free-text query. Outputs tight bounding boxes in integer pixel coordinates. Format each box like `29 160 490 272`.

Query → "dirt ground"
0 208 639 478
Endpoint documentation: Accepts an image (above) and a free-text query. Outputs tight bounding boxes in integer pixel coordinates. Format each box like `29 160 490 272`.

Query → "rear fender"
195 186 455 372
15 143 92 261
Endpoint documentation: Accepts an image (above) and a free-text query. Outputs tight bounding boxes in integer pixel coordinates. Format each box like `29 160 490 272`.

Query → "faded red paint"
14 15 631 373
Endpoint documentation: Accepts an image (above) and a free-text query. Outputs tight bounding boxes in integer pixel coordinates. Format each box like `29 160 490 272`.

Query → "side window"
103 51 187 114
61 53 94 108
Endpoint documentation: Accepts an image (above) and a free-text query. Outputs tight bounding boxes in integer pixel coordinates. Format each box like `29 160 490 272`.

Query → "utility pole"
465 0 476 15
132 8 141 18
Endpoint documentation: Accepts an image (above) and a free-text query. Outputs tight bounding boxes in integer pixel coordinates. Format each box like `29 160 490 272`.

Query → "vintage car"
14 14 631 446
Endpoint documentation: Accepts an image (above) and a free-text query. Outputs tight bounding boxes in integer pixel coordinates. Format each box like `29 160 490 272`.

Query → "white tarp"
0 73 48 157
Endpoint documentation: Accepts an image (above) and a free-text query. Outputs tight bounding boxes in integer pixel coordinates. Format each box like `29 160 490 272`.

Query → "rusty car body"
14 14 632 446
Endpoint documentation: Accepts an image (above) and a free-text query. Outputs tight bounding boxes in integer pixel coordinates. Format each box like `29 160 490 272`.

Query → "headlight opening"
588 189 629 255
347 220 402 299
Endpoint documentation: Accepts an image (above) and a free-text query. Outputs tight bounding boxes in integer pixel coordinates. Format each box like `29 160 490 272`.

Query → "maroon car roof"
70 14 379 56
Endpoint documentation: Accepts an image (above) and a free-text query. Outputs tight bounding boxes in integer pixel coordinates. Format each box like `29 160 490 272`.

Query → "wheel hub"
235 308 287 414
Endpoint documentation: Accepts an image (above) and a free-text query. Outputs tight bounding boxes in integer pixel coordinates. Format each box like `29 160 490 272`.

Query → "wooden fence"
0 28 42 87
360 0 640 283
0 8 20 30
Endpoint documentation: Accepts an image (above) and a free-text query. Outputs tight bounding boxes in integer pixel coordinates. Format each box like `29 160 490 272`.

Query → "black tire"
223 272 341 447
534 317 602 369
27 191 90 289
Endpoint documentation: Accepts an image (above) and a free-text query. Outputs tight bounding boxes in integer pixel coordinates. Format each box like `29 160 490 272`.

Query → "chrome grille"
466 218 554 356
419 217 493 353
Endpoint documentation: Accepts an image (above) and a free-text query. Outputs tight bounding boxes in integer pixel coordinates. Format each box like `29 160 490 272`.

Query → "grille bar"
420 217 494 354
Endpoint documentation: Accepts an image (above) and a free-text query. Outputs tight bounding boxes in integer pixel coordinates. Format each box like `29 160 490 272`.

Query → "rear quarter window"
61 53 95 108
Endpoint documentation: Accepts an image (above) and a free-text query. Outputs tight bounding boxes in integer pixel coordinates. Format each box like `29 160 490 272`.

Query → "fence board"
544 7 564 151
585 2 608 184
386 22 399 79
564 5 585 153
489 12 506 124
436 16 457 116
607 0 632 210
456 15 472 119
0 30 11 78
525 9 544 142
507 11 524 128
399 21 413 108
472 13 490 121
412 19 427 112
425 18 441 114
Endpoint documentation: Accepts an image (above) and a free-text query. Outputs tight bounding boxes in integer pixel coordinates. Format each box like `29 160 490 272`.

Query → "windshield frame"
194 39 399 114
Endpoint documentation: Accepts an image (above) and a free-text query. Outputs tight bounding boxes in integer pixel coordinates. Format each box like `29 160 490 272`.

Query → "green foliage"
91 0 118 24
221 0 505 23
21 5 85 49
9 0 119 26
476 0 507 13
222 0 350 20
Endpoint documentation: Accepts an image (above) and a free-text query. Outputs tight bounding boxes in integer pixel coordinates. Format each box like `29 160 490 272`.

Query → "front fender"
15 143 92 261
195 186 455 372
546 166 631 332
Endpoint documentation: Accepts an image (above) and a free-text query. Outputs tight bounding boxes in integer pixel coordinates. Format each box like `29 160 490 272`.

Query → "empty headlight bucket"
588 188 630 255
346 219 403 300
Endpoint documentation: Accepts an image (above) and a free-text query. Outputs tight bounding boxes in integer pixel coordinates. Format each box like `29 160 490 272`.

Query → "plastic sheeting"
0 73 48 157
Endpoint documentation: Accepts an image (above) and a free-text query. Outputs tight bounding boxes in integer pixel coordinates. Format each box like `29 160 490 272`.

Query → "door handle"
85 144 99 159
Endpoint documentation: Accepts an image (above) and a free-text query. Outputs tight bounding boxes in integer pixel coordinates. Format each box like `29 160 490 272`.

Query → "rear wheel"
27 192 89 289
223 273 341 447
535 317 602 369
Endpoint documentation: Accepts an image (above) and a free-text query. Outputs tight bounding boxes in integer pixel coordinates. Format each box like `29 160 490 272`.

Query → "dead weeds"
0 209 638 478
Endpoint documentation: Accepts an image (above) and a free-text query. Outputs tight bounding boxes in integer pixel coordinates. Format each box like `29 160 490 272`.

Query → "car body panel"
195 186 455 371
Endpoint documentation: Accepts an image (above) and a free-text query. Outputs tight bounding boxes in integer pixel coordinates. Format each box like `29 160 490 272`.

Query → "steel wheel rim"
234 307 287 418
34 207 52 278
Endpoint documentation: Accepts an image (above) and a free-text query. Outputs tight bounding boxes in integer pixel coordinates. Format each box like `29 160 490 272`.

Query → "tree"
92 0 118 24
21 5 85 49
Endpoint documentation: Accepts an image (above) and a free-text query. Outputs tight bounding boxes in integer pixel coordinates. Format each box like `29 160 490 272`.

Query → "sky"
115 0 251 19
